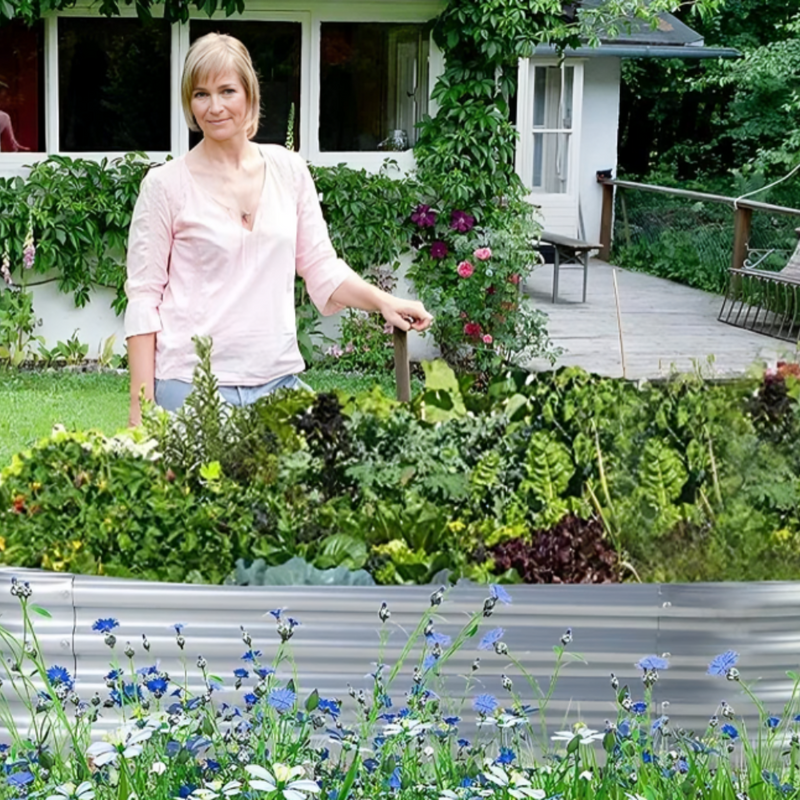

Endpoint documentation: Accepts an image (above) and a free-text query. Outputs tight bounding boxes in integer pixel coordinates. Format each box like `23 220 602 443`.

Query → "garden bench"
539 231 601 303
718 229 800 341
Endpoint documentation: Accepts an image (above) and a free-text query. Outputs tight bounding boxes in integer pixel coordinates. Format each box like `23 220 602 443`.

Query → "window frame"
0 0 445 177
515 57 585 199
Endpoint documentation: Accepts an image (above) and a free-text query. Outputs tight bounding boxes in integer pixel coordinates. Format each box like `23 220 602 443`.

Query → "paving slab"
524 260 795 379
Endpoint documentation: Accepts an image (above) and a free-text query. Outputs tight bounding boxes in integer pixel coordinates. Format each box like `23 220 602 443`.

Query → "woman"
125 33 431 426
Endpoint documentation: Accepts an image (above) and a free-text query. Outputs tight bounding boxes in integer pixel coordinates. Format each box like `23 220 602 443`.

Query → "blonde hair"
181 33 260 139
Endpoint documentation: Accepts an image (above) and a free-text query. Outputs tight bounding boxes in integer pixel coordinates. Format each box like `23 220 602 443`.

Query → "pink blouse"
124 144 356 385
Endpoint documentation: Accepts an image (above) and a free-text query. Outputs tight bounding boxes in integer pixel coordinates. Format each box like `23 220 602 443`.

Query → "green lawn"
0 367 419 466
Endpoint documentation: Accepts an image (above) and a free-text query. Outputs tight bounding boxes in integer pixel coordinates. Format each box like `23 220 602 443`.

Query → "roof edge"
532 43 740 59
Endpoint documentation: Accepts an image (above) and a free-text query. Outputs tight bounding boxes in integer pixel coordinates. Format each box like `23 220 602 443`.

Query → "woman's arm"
127 333 156 426
124 168 174 425
330 275 432 332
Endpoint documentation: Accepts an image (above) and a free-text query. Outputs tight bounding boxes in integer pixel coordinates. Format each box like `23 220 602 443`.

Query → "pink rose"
457 261 474 278
473 247 492 261
463 322 482 338
508 273 520 285
482 334 493 344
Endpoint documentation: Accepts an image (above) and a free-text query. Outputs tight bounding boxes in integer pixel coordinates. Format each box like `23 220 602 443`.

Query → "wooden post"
731 206 753 271
393 327 411 403
599 181 614 262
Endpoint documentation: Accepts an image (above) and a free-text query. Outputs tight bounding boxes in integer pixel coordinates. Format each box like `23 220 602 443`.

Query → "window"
531 65 574 194
319 23 429 152
58 18 171 152
0 20 45 153
190 21 301 149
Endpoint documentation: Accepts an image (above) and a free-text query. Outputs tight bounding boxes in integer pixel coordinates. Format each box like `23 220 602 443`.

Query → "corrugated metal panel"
0 569 794 741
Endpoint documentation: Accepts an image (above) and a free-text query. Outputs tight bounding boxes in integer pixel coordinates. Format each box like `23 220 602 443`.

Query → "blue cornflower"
205 759 221 773
458 739 470 749
374 736 386 749
178 786 196 799
287 617 301 628
105 669 121 682
631 701 647 715
254 667 274 679
388 767 401 791
233 668 249 679
267 687 296 713
111 683 142 706
618 720 632 738
6 772 34 787
767 716 781 729
764 771 782 789
651 715 668 733
478 628 504 651
146 677 169 696
707 650 739 676
92 618 119 634
318 698 341 718
46 665 73 689
473 693 498 715
318 748 330 762
496 747 515 764
268 609 283 619
636 655 669 671
173 623 185 634
243 693 258 708
443 716 460 726
426 631 452 648
398 707 411 718
721 724 739 740
422 654 438 671
241 650 263 662
136 664 158 676
677 759 689 774
363 758 379 774
489 584 513 605
642 751 654 764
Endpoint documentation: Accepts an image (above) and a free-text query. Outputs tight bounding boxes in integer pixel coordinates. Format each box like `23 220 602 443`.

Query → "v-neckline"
183 145 268 234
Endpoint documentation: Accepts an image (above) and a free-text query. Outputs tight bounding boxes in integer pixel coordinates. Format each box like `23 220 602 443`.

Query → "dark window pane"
58 18 171 152
320 23 429 152
0 20 45 153
190 21 301 150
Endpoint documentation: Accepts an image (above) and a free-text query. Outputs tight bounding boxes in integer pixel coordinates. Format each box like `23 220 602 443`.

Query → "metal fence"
600 180 800 297
2 569 800 743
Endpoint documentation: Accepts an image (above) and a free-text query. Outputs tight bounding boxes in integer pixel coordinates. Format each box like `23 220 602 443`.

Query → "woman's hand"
379 296 433 333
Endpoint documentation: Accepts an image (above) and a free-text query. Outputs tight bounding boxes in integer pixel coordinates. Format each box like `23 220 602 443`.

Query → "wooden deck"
524 260 794 379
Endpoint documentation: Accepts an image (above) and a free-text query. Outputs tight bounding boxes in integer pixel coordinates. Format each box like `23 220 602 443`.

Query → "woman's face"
191 69 251 142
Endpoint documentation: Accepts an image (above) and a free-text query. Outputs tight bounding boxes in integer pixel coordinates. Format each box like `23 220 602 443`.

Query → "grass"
0 366 422 466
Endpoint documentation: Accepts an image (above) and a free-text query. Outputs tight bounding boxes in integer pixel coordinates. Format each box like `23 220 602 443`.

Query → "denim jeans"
154 374 311 413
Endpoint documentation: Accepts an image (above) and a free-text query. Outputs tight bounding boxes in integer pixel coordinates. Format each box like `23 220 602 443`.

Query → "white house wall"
578 57 620 244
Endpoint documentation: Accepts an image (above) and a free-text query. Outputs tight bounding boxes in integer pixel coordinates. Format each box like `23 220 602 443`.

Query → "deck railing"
598 178 800 295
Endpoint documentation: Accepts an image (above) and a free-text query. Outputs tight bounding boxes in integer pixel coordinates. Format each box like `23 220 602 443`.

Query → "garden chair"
718 229 800 341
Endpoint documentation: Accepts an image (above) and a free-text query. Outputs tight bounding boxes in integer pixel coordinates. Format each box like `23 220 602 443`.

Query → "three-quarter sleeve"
124 169 174 338
294 158 357 316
